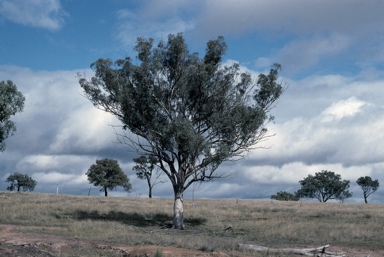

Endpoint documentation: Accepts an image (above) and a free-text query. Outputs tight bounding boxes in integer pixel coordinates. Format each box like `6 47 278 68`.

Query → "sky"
1 0 384 203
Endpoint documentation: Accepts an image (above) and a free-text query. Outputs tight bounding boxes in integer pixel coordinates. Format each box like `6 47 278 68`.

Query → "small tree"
132 155 165 198
296 170 352 202
0 80 25 152
271 191 299 201
356 176 379 204
86 158 132 197
6 172 37 192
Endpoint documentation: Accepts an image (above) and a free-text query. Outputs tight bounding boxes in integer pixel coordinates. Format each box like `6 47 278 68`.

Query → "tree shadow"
59 210 206 228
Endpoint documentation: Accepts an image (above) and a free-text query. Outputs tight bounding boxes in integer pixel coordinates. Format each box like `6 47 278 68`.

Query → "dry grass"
1 191 384 256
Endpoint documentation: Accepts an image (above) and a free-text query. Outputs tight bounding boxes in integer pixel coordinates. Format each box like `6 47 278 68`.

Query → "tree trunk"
364 192 368 204
147 179 152 198
173 191 185 229
104 186 108 197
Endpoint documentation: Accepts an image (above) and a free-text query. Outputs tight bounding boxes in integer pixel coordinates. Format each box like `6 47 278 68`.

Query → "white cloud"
33 171 87 185
50 108 119 153
242 162 373 186
17 154 95 174
321 97 366 122
0 0 67 30
251 101 384 167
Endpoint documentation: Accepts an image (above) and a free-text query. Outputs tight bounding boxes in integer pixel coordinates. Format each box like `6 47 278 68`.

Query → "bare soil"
0 224 229 257
0 224 383 257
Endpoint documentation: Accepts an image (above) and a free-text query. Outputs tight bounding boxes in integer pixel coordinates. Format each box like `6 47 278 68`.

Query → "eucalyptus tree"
86 158 131 197
356 176 379 204
6 172 37 192
80 33 283 229
0 80 25 152
133 155 164 198
296 170 352 202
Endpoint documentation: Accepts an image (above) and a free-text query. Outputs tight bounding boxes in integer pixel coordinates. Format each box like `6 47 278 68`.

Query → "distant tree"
0 80 25 152
6 172 37 192
80 33 283 229
296 170 352 202
132 155 165 198
356 176 379 204
86 158 132 197
271 191 299 201
337 189 353 203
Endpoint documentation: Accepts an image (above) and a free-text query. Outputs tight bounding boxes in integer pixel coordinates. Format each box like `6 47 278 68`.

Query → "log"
238 243 346 256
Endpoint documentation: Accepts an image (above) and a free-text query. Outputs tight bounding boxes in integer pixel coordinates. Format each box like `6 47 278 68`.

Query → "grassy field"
1 191 384 256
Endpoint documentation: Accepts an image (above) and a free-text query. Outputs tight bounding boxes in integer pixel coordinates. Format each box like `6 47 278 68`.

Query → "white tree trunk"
173 195 185 229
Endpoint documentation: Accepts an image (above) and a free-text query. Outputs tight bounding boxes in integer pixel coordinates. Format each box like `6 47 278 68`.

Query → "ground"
0 224 383 257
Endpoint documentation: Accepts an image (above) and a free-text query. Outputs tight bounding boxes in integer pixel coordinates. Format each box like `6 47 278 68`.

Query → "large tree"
296 170 352 202
86 158 132 197
6 172 37 192
356 176 379 204
133 155 164 198
80 33 283 229
0 80 25 152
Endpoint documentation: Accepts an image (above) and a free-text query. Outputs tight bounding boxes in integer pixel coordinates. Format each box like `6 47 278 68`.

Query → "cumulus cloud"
50 108 119 154
33 171 87 185
16 154 96 174
0 0 67 30
250 102 384 167
0 66 132 193
186 0 384 76
321 97 366 122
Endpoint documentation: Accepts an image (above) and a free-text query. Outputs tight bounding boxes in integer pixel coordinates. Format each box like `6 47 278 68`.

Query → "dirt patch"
0 224 383 256
0 225 230 256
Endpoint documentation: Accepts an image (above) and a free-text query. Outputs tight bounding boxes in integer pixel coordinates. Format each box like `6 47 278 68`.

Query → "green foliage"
271 191 299 201
86 158 131 197
80 33 282 228
6 172 37 192
133 155 163 198
356 176 379 204
0 80 25 152
296 170 352 202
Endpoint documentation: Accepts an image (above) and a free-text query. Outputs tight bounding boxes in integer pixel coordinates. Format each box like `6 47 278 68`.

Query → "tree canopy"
0 80 25 152
296 170 352 202
356 176 379 204
80 33 283 229
86 158 131 197
6 172 37 192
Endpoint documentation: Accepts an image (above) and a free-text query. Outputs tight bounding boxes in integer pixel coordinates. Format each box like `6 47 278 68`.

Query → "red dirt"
0 224 383 256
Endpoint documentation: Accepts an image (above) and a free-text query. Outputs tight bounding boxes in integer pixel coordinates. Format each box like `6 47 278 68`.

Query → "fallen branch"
238 244 346 256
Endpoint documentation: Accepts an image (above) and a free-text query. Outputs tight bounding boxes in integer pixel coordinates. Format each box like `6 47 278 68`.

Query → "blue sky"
1 0 384 203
